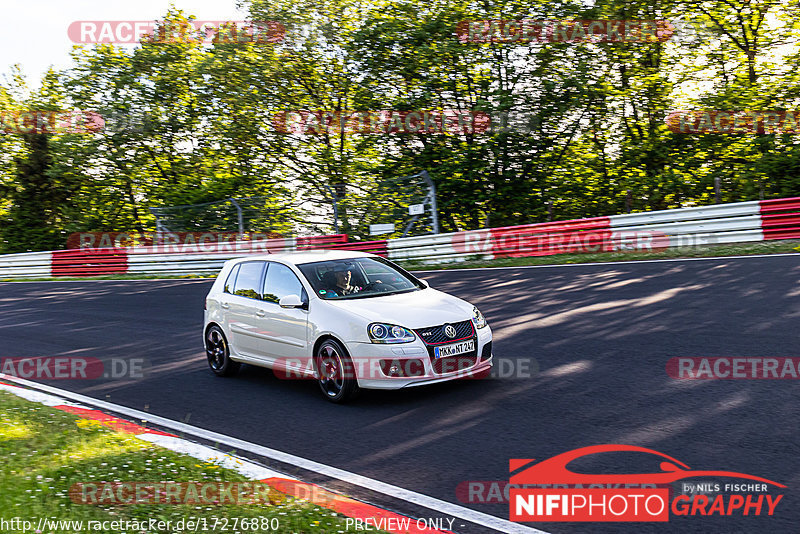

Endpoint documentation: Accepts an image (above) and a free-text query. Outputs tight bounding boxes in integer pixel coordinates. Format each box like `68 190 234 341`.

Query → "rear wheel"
315 339 359 403
205 325 240 377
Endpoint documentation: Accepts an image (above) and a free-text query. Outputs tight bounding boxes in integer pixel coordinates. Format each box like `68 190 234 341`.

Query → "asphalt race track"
2 254 800 533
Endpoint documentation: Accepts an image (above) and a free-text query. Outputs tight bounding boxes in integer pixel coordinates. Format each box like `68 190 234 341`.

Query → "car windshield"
297 257 423 300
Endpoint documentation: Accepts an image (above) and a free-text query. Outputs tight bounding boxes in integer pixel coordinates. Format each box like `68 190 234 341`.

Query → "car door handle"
256 310 266 317
221 303 230 309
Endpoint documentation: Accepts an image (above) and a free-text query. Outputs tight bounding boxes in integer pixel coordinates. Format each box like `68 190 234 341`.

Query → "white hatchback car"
203 250 493 402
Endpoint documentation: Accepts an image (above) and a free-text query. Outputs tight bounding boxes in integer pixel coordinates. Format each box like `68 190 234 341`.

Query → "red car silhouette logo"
510 444 785 487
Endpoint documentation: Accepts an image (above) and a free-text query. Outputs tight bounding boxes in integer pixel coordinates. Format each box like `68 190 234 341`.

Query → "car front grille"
415 319 478 375
414 319 474 345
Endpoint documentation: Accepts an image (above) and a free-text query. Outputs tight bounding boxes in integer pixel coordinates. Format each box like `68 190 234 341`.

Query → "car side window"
224 264 240 294
263 262 305 304
232 262 265 300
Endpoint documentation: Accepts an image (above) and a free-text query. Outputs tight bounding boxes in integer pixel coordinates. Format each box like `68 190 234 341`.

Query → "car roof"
232 249 377 266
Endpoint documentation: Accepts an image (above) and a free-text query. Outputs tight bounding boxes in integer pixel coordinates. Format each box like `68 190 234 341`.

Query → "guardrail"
383 198 778 263
0 251 53 278
0 235 392 278
759 197 800 239
0 197 798 279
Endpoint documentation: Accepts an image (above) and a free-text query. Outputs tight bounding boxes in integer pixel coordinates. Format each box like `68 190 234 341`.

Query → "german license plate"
434 339 475 359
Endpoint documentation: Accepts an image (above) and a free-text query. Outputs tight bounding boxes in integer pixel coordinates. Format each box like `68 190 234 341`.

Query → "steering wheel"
363 281 396 292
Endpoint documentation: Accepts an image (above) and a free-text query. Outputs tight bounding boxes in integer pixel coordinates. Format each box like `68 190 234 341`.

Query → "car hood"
325 288 474 329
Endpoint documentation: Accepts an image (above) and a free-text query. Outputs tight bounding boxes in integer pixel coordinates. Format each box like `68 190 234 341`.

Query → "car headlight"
472 307 487 329
368 323 416 344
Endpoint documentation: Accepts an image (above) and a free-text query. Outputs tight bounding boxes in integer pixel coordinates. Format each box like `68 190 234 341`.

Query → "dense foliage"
2 0 800 252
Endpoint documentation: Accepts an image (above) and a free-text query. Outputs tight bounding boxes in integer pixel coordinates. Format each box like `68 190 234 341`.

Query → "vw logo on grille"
443 324 457 338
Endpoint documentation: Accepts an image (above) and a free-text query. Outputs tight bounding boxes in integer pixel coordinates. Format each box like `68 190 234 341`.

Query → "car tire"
205 325 240 377
315 339 359 403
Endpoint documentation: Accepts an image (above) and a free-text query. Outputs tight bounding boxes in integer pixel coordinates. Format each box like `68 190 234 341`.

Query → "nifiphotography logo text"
509 445 785 522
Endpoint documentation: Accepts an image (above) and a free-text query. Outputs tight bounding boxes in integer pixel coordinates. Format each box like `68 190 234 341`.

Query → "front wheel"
315 339 359 403
205 325 240 377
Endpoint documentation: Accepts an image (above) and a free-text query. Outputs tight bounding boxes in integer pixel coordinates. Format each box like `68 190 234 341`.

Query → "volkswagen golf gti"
203 250 493 402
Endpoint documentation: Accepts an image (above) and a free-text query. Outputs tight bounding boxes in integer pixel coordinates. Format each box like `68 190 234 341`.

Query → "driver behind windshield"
300 258 413 300
327 265 362 297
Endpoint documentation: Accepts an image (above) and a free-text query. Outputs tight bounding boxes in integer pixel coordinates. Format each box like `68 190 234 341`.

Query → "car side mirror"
279 294 306 309
418 278 429 289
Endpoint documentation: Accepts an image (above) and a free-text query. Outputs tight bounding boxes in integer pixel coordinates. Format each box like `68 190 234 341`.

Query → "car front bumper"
346 324 493 389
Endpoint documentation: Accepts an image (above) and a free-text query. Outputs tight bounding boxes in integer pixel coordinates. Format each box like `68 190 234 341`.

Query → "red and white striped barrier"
759 197 800 239
0 197 798 278
386 199 771 264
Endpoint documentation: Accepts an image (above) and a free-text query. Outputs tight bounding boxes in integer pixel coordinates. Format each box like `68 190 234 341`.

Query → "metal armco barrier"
125 237 297 276
385 199 769 264
0 251 53 278
0 197 798 278
51 249 129 277
759 197 800 240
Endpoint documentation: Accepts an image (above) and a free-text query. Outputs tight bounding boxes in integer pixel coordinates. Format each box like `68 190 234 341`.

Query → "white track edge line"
137 434 285 480
0 375 548 534
411 252 800 273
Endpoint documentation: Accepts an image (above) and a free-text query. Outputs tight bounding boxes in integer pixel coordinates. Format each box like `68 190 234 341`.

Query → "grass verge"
0 390 381 533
